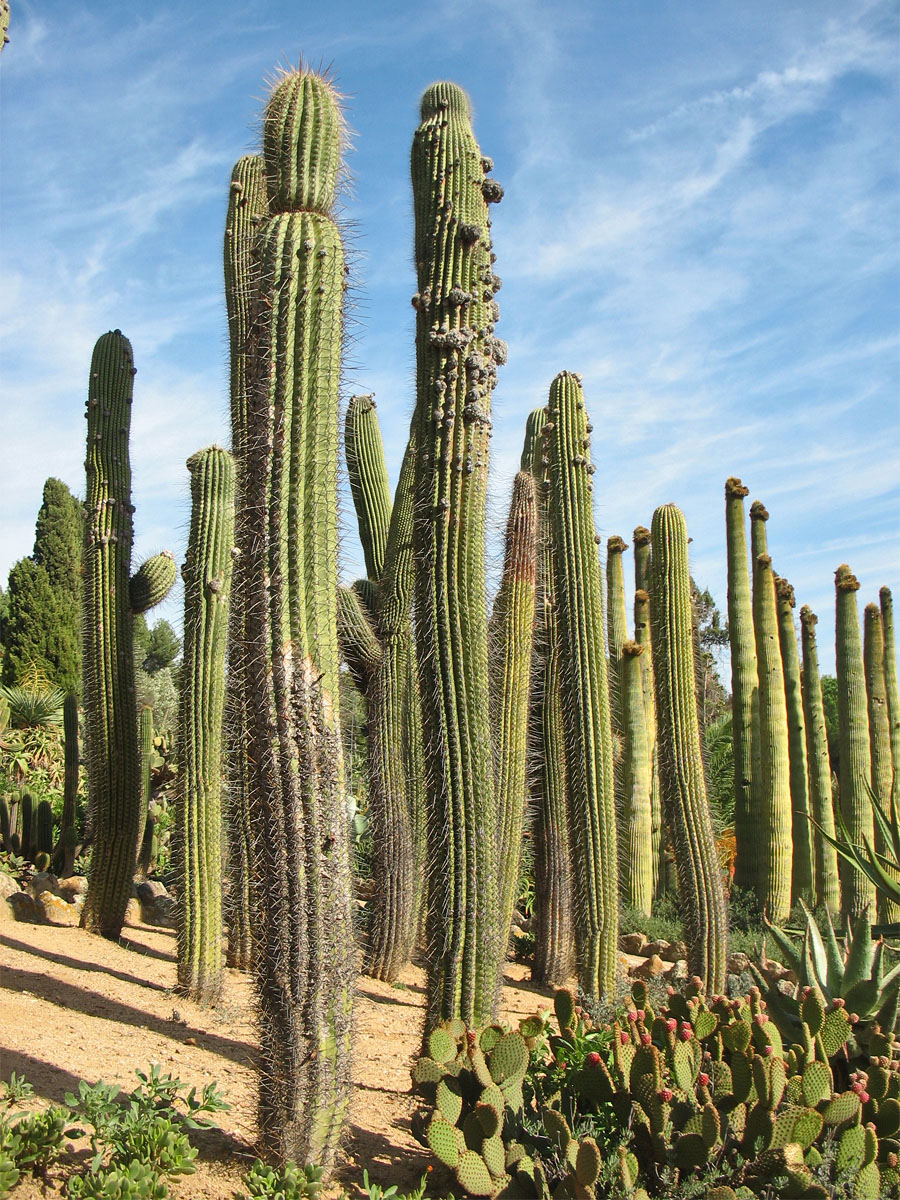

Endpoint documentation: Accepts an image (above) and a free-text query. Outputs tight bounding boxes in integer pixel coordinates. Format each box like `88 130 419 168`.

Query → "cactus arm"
799 606 841 914
129 551 176 614
650 503 728 994
174 446 235 1006
80 331 142 940
337 583 382 693
864 602 899 923
546 371 618 998
345 393 393 582
775 577 813 905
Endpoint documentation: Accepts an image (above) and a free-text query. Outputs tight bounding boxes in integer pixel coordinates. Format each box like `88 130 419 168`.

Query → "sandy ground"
0 919 560 1198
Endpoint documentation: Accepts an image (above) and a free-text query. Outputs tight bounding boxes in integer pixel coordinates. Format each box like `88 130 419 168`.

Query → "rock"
0 872 21 902
36 891 79 927
644 939 671 958
4 891 37 923
663 941 688 963
727 951 751 975
136 879 168 905
633 953 665 979
621 932 648 955
58 875 88 898
670 959 689 983
29 871 63 900
123 898 144 927
140 894 177 929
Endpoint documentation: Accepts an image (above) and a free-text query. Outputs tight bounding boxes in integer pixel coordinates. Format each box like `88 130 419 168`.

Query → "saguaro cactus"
650 503 727 995
81 332 174 938
799 606 841 914
775 577 813 905
410 81 505 1027
175 446 235 1006
834 565 876 918
864 602 899 923
223 153 267 972
546 371 618 998
725 478 760 896
242 67 354 1169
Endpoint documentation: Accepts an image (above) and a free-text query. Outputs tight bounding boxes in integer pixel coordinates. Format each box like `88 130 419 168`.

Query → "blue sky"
1 0 897 675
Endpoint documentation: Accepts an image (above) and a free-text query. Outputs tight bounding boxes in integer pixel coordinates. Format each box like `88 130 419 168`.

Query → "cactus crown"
775 576 795 607
420 81 471 119
607 534 628 554
725 476 749 499
633 525 651 546
800 604 818 628
263 67 344 213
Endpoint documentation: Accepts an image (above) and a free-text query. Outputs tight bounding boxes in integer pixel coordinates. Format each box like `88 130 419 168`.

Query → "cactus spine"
174 446 235 1006
242 67 354 1169
650 503 727 994
490 470 537 957
775 577 813 905
410 82 505 1027
620 640 653 916
522 408 574 985
863 602 899 923
799 606 841 914
546 372 618 998
725 478 761 896
834 565 876 919
52 692 79 877
224 154 267 972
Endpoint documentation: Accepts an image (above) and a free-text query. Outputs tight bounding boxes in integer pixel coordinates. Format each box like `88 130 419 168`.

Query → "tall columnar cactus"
725 478 761 896
880 587 900 820
36 798 54 857
345 394 393 581
606 534 629 743
80 331 174 939
545 371 618 998
633 585 662 900
633 525 651 595
864 602 899 924
752 549 792 923
136 706 155 878
799 606 841 915
242 67 354 1169
775 577 813 905
620 640 653 916
834 565 877 919
52 692 79 877
489 470 537 958
649 503 727 995
223 153 267 972
521 408 574 985
174 446 235 1006
410 81 506 1027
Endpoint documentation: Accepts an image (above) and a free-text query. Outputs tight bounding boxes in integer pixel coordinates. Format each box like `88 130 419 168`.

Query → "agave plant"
0 678 65 728
812 786 900 920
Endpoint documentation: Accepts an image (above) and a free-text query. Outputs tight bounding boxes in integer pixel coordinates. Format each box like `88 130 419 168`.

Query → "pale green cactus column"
799 606 841 914
775 577 813 905
864 601 899 924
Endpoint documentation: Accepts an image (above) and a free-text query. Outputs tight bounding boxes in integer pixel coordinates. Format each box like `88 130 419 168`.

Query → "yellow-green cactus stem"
410 82 505 1027
52 692 79 877
725 478 761 896
607 534 629 732
799 606 841 915
546 371 618 998
345 394 393 582
174 446 235 1007
130 551 177 614
752 549 792 923
633 525 651 595
881 587 900 828
650 503 727 994
521 407 574 985
775 577 813 905
136 705 154 877
864 602 899 923
634 585 663 901
621 640 653 917
834 565 877 919
242 67 354 1171
223 153 266 973
489 470 537 960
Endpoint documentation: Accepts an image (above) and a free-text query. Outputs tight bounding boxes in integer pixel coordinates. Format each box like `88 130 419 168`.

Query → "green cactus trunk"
799 606 841 915
36 799 54 857
650 503 727 995
489 470 537 959
620 640 653 917
863 602 899 924
546 372 618 998
174 446 235 1006
80 332 142 939
879 587 900 828
834 566 877 920
345 394 393 581
725 478 761 897
242 68 354 1169
775 578 813 906
52 692 79 877
522 407 575 986
752 547 793 924
19 792 33 861
136 705 154 879
410 82 505 1027
633 583 663 901
224 153 267 973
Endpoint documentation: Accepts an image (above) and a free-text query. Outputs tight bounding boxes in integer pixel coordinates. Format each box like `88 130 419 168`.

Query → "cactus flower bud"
586 1051 601 1067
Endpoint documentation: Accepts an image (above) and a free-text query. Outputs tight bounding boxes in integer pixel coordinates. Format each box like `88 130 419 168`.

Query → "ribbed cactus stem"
243 67 353 1170
799 606 841 914
411 81 505 1027
337 585 382 692
130 551 177 614
633 525 651 595
864 602 899 923
546 372 618 998
36 799 54 857
522 407 574 985
20 792 33 861
136 706 154 878
175 446 235 1006
606 533 629 731
725 477 761 896
752 550 792 923
490 470 537 961
52 693 79 877
775 577 813 905
223 153 266 974
650 503 727 994
633 586 662 900
80 331 141 939
880 587 900 823
345 394 393 582
834 565 877 919
620 640 653 916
